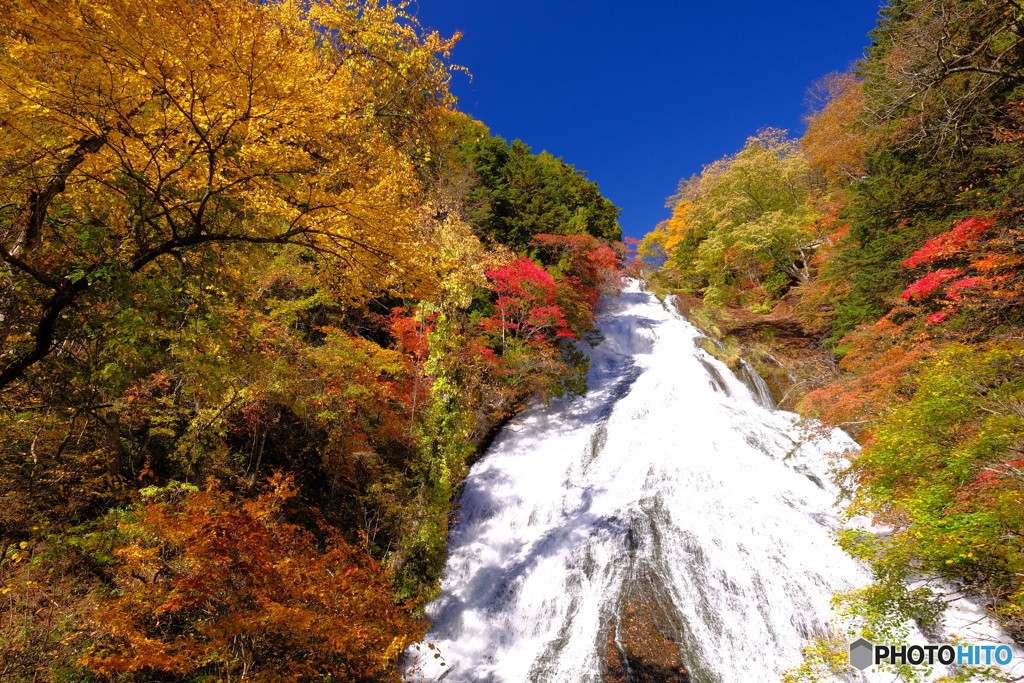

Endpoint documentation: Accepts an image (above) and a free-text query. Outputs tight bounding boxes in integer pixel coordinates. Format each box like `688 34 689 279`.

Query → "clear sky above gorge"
412 0 884 242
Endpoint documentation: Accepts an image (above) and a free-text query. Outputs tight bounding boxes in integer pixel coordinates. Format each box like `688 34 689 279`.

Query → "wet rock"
602 570 690 683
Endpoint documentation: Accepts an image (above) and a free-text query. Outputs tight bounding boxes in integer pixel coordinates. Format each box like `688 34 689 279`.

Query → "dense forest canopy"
0 0 622 678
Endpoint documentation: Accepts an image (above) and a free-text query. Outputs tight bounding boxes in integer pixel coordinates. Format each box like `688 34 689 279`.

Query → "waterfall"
410 281 1020 682
739 358 776 410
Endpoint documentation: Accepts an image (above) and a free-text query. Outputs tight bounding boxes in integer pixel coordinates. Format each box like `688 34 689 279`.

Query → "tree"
829 342 1024 641
481 256 575 348
454 131 621 250
812 0 1024 340
860 0 1024 153
530 233 622 309
801 72 875 187
0 0 457 391
668 128 821 306
893 216 1024 331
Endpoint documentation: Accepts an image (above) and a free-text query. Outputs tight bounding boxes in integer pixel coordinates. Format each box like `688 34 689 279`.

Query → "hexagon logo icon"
849 638 874 670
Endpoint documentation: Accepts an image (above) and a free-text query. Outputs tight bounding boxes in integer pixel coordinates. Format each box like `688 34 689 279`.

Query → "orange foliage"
83 474 424 681
950 459 1024 514
387 307 436 362
801 73 875 187
801 313 934 431
994 101 1024 144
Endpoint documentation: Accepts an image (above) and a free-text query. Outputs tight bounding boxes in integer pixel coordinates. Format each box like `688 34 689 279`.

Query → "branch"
0 241 62 288
0 278 89 391
15 134 106 255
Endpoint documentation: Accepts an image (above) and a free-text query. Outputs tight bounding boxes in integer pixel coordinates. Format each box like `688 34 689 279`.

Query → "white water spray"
412 281 1020 682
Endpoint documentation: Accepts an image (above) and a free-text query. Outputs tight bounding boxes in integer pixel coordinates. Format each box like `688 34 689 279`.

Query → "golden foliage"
0 0 459 388
639 199 692 267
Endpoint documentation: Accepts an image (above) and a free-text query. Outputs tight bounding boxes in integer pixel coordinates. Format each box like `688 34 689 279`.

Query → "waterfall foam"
410 281 1021 682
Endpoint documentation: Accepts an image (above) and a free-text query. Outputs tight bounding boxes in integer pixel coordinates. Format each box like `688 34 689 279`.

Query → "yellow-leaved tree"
655 129 822 308
0 0 457 389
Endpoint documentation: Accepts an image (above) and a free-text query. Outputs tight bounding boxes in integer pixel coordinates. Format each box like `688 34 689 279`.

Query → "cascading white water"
411 281 1019 682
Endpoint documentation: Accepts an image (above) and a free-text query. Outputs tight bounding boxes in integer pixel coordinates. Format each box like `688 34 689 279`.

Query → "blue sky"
411 0 884 241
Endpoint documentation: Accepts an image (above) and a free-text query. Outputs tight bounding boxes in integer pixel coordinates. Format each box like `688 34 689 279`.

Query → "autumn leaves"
0 0 623 679
0 0 461 389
